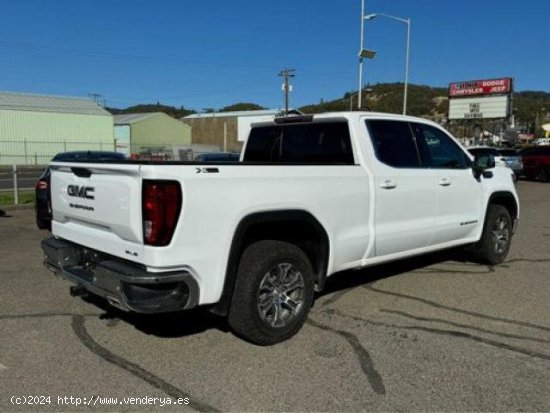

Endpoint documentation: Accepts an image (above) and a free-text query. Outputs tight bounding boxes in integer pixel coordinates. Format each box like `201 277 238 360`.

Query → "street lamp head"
359 49 376 59
364 13 377 20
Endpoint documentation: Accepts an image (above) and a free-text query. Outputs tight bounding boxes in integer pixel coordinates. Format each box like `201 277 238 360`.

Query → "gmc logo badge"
67 185 95 200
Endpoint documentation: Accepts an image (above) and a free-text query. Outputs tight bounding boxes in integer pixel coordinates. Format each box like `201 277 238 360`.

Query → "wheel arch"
210 209 330 316
484 191 519 234
487 191 518 220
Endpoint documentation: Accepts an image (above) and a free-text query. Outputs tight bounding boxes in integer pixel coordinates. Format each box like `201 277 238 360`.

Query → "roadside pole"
12 164 19 205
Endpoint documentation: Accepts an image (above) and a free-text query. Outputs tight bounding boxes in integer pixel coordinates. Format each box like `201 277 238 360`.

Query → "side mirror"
473 154 495 179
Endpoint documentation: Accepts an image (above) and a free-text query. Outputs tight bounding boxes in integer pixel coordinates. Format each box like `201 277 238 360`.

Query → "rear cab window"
244 120 355 164
366 120 421 168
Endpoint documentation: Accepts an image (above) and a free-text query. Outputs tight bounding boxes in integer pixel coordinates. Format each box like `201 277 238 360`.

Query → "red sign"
449 78 512 97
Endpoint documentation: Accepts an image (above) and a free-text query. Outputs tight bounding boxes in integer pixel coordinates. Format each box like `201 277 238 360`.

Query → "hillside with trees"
107 102 196 119
107 101 267 118
106 84 550 134
219 102 267 112
299 83 550 134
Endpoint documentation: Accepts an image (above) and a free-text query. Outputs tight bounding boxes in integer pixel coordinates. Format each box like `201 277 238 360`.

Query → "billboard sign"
449 78 512 97
448 96 509 120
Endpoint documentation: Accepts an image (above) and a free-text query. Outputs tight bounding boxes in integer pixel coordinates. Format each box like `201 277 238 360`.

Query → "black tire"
540 168 550 182
228 240 314 345
36 217 51 230
472 204 513 265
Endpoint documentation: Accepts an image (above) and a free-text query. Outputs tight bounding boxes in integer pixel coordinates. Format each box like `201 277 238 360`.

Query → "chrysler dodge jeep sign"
448 77 512 120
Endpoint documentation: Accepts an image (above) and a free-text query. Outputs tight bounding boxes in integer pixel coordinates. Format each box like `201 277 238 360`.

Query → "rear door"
50 162 145 259
366 119 437 257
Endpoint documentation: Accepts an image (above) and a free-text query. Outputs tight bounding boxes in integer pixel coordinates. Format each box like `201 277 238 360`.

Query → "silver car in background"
498 148 523 177
468 147 522 179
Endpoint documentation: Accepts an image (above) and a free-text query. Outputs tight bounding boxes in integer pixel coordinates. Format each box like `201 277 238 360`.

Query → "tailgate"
50 162 144 253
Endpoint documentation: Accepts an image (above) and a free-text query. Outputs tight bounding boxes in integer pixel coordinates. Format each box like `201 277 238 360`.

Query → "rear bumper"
41 237 199 313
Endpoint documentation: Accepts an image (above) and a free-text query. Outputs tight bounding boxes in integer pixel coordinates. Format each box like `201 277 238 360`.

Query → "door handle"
380 180 397 189
438 178 451 186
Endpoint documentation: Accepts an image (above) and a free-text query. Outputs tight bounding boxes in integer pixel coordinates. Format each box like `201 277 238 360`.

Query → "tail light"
36 180 48 190
142 180 182 246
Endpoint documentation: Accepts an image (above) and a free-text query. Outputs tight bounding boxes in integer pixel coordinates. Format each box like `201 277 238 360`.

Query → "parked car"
194 152 240 162
42 113 519 345
35 151 126 230
520 146 550 181
497 148 523 177
467 147 521 179
467 147 505 166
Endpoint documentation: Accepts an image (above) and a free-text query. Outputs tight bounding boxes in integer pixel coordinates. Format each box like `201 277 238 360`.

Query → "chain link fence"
0 139 116 165
0 140 235 204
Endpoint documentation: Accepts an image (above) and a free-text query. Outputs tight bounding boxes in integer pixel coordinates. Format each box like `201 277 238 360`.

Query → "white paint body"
49 112 519 306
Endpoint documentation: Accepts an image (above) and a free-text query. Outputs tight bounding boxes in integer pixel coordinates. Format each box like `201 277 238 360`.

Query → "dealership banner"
449 78 512 97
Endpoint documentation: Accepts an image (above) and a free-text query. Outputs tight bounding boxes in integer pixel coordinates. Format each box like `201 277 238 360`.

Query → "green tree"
219 102 267 112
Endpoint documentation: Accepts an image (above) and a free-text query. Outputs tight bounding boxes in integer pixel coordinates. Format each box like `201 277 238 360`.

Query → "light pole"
350 87 373 111
358 0 365 110
364 13 411 115
357 0 376 110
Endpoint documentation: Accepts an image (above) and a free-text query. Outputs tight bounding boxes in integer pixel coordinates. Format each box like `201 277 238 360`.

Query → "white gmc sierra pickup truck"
42 112 519 345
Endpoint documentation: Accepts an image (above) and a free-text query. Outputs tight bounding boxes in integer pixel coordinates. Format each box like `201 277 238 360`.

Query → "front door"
410 122 483 244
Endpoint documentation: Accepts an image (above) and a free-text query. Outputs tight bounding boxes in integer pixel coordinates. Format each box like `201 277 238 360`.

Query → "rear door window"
366 120 421 168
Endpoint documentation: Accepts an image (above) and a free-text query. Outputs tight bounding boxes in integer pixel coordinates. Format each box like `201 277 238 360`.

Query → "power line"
88 93 105 107
0 39 279 71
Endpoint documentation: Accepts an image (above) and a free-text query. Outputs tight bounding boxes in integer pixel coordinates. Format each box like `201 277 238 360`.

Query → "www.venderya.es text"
11 395 190 407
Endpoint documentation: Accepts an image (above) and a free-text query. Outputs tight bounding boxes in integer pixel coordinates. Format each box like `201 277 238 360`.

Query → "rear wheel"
228 240 314 345
472 204 513 265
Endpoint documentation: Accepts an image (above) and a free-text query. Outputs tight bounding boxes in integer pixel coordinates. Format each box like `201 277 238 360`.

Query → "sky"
0 0 549 111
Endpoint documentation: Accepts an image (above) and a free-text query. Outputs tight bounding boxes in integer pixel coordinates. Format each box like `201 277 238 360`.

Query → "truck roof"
252 111 442 129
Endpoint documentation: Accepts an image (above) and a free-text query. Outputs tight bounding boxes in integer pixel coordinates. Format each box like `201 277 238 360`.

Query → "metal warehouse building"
0 91 113 165
114 112 191 157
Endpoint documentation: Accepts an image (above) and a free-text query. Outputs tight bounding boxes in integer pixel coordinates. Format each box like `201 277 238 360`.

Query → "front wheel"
472 204 513 265
228 240 314 345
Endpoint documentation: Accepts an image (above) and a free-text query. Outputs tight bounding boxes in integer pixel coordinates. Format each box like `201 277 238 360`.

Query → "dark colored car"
35 151 126 229
194 152 240 162
520 146 550 181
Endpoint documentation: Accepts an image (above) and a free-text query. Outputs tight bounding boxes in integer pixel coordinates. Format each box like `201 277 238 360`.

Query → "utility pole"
88 93 103 107
279 68 295 115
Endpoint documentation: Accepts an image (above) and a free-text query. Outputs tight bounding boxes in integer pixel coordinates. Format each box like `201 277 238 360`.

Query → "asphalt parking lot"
1 181 549 412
